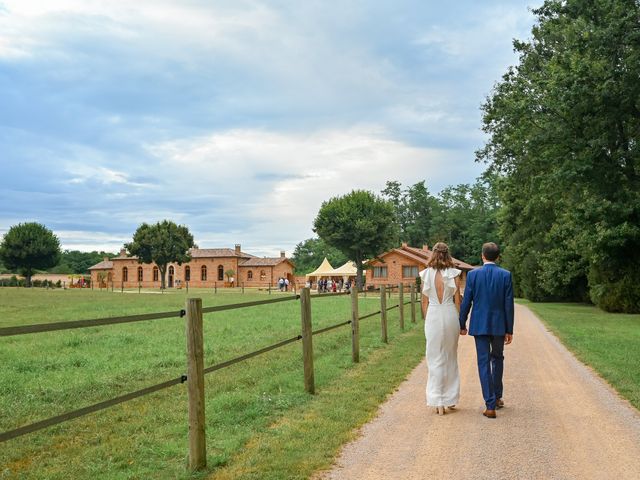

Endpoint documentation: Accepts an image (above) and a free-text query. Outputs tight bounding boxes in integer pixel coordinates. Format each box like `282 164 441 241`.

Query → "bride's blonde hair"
426 242 455 270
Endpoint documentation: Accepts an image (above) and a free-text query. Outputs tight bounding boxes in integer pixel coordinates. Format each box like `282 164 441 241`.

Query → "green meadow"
0 288 425 479
521 300 640 410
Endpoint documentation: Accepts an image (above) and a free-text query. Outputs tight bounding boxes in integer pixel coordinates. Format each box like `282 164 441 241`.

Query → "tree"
380 179 499 265
381 180 438 247
0 222 61 287
429 177 501 265
225 269 235 282
47 250 115 274
291 237 348 274
313 190 397 290
125 220 195 289
478 0 640 311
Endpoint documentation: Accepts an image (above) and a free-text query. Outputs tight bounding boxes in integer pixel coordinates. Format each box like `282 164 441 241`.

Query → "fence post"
410 284 416 323
300 288 315 394
388 284 391 299
186 281 189 293
398 283 405 331
138 282 141 294
242 282 244 294
269 282 271 295
185 298 206 471
380 285 388 343
351 287 360 363
214 282 217 294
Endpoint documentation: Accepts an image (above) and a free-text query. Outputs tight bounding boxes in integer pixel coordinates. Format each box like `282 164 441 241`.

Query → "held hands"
505 333 513 345
459 329 467 336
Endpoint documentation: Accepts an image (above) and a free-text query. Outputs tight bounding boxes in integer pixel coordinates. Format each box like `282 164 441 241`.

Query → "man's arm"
505 272 515 342
459 273 473 331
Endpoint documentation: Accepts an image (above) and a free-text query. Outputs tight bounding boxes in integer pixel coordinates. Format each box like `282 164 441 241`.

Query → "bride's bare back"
434 269 444 304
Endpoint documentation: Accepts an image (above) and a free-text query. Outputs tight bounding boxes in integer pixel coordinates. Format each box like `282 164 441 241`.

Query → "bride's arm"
454 277 461 314
421 293 428 319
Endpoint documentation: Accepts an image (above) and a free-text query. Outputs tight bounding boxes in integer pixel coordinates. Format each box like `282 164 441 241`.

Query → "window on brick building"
247 270 253 280
201 265 207 281
138 266 143 282
153 267 159 282
185 266 190 281
218 265 224 281
402 266 419 278
373 266 387 278
122 267 128 282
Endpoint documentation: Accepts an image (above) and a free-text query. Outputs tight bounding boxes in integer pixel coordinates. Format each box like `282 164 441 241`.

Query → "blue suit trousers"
474 335 504 410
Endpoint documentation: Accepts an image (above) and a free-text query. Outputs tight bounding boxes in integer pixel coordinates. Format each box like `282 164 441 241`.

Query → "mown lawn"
0 288 425 479
521 300 640 410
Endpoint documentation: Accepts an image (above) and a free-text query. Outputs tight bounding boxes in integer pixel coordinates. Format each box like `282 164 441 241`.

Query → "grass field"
521 300 640 410
0 287 425 479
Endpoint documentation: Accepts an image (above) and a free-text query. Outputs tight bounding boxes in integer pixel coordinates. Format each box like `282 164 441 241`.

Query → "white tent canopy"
305 257 336 279
333 261 357 277
305 259 357 282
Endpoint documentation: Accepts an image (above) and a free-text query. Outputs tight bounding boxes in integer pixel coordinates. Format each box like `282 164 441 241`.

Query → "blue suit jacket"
459 263 514 336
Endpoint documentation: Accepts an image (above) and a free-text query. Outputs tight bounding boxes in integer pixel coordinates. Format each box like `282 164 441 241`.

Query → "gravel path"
316 304 640 480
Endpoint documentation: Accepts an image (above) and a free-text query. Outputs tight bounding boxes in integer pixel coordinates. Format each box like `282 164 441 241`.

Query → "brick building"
89 244 294 289
365 243 475 291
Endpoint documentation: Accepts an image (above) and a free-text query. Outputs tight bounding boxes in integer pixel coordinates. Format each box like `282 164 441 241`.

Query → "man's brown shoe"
483 409 497 418
496 399 504 409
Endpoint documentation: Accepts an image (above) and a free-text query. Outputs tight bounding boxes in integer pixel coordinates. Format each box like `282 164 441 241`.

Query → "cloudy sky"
0 0 536 255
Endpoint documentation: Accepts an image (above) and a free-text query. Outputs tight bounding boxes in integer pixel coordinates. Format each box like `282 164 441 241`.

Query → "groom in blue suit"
459 242 514 418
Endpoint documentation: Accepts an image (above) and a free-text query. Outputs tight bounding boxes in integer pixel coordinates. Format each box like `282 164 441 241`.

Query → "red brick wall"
238 263 294 288
366 252 423 287
365 252 468 292
99 257 295 289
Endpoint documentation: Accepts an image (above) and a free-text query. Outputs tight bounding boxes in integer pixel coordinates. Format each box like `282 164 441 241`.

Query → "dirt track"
317 304 640 480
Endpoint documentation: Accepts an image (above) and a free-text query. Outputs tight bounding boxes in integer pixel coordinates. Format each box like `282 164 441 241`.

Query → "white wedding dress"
420 267 461 407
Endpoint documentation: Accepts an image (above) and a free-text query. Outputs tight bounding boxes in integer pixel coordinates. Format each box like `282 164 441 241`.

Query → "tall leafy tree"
429 177 500 265
313 190 397 289
125 220 195 289
478 0 640 311
48 250 115 274
0 222 61 287
291 237 348 275
381 180 438 247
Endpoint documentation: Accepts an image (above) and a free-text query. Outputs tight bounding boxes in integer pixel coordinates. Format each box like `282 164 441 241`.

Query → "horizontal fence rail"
0 283 420 472
0 375 187 443
0 294 318 338
0 310 184 337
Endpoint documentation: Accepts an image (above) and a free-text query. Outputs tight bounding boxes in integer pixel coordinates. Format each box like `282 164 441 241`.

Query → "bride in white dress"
420 242 462 415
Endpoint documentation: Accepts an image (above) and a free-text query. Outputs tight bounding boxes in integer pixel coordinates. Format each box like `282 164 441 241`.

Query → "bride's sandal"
447 405 456 410
435 406 445 415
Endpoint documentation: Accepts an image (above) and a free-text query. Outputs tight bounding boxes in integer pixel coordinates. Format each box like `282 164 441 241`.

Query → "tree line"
0 221 194 288
301 0 639 313
293 177 500 274
477 0 639 313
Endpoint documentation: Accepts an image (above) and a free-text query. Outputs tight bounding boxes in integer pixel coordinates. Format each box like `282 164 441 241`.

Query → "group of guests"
310 278 352 293
277 277 290 291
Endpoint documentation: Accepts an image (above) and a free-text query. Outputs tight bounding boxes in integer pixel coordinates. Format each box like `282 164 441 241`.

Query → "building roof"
333 261 358 275
369 244 476 271
88 247 287 271
239 257 291 267
88 260 113 270
189 248 257 259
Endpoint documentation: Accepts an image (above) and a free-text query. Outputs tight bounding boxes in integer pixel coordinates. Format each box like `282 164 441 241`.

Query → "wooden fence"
0 283 419 472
